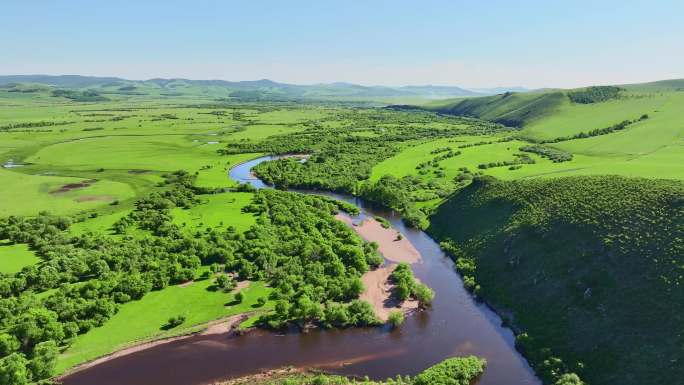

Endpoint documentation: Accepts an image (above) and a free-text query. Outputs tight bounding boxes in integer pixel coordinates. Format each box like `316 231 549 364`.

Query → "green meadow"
0 168 135 217
172 192 258 234
0 243 41 274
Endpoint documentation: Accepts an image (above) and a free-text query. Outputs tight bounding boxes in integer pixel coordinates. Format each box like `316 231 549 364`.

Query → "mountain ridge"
0 74 519 100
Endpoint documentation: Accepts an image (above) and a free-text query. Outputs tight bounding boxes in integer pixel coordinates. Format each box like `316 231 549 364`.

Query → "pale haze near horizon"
2 0 683 89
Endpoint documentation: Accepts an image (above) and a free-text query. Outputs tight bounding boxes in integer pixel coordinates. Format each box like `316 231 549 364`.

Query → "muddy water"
61 156 540 385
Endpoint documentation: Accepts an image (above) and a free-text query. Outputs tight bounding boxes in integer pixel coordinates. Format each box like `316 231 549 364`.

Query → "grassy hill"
429 176 684 385
423 80 683 139
392 80 683 181
424 91 566 128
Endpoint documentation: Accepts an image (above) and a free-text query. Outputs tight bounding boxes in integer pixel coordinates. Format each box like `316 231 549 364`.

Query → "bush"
387 310 404 328
165 315 186 329
214 274 235 291
413 356 486 385
414 283 435 307
555 373 585 385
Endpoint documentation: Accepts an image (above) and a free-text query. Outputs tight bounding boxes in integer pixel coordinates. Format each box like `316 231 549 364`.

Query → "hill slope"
422 81 684 141
424 91 566 127
429 176 684 385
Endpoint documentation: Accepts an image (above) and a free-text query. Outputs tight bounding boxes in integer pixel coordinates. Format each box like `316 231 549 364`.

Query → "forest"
430 176 684 385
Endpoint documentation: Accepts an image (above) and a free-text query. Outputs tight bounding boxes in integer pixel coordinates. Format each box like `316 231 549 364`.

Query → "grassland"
56 278 273 373
0 242 41 274
0 168 136 217
172 192 257 234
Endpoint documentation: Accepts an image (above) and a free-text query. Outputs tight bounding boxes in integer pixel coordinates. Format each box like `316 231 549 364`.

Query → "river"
61 155 540 385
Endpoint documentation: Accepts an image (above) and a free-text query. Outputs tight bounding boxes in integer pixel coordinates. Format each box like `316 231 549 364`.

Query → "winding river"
61 156 540 385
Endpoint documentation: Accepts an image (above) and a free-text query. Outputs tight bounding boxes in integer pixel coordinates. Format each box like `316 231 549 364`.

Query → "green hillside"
429 176 684 385
424 91 565 128
424 81 684 142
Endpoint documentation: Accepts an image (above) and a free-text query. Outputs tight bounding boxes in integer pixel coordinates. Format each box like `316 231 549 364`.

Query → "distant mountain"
0 74 516 101
398 85 483 98
0 74 126 88
469 86 530 94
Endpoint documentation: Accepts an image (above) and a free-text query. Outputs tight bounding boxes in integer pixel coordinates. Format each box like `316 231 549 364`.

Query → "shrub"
567 86 622 104
387 310 405 328
165 315 185 329
413 356 486 385
413 283 435 307
555 373 585 385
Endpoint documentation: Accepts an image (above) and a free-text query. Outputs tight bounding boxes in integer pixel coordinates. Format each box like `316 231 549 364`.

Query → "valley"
0 77 681 385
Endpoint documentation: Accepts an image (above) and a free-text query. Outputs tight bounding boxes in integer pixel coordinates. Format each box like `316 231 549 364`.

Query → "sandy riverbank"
336 214 422 320
360 265 419 321
335 215 421 264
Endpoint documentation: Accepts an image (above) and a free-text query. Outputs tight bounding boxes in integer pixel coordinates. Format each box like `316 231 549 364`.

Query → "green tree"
28 340 58 380
11 308 64 350
0 353 30 385
0 333 20 358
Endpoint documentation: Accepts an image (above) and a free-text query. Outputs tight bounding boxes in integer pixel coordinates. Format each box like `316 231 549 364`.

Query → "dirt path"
335 214 421 264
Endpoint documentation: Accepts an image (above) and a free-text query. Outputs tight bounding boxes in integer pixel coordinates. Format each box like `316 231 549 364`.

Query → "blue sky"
2 0 683 88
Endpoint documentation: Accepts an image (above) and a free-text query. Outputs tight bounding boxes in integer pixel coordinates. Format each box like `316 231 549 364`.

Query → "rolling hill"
0 75 498 102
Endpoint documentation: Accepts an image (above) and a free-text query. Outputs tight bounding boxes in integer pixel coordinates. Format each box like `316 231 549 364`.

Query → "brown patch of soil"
50 179 97 194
